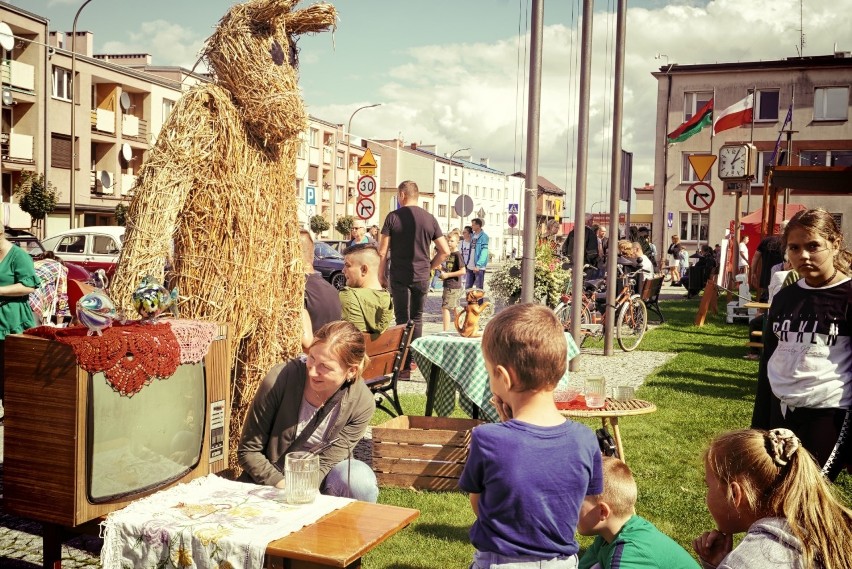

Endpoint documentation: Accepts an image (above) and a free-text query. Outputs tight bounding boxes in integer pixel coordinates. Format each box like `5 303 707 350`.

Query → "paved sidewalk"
0 274 688 567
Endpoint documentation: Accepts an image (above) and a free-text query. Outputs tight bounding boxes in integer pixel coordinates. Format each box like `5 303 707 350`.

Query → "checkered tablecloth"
411 331 580 423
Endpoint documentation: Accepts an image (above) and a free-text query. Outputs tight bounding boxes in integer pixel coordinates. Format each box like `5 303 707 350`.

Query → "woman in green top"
0 234 40 339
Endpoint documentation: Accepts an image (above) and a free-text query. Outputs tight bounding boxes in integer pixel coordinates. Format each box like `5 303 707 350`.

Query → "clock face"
718 145 749 179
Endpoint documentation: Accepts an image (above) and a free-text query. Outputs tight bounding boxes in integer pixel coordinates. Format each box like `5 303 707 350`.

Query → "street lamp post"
344 103 381 217
69 0 95 229
447 147 469 231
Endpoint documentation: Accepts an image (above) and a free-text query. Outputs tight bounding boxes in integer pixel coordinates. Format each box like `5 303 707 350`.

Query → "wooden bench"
641 276 665 323
362 320 415 418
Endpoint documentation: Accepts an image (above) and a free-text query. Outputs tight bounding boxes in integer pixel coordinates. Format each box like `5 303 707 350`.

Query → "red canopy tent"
729 203 806 260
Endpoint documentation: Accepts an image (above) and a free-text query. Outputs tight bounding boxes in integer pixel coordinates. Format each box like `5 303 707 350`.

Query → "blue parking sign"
306 185 316 205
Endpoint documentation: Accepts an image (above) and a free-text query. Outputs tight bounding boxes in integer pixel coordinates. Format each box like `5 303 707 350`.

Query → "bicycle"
553 269 648 351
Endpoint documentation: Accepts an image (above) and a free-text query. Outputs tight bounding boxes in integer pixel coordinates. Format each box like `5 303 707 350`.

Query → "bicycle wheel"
616 295 648 352
554 301 592 345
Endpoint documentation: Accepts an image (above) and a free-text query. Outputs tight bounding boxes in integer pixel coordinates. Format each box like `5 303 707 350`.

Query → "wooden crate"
372 416 483 491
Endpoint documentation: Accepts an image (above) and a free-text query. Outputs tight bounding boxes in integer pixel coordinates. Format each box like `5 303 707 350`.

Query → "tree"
115 203 130 226
13 172 58 234
335 215 354 239
309 214 330 238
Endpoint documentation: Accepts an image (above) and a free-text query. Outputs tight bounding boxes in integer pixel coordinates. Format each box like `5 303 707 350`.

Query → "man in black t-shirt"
379 181 449 369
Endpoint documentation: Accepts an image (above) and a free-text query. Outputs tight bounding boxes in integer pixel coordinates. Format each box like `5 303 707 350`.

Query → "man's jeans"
466 269 486 289
390 279 429 367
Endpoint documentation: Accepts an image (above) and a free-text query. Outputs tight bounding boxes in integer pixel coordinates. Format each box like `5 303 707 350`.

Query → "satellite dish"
2 89 12 106
0 23 13 52
121 143 132 162
99 170 113 189
119 92 131 111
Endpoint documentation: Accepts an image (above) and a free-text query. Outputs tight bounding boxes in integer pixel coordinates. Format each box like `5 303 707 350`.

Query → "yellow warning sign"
688 154 717 182
358 148 377 171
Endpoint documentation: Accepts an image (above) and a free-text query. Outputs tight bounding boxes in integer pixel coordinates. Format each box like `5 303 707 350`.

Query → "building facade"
652 54 852 255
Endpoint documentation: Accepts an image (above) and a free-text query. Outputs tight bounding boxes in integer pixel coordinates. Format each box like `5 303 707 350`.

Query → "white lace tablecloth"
100 474 353 569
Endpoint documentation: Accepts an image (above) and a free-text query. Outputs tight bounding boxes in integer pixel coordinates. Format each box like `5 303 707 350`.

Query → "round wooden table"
558 398 657 462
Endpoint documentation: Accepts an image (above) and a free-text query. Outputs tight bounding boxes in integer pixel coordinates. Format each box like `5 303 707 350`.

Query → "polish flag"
713 93 754 134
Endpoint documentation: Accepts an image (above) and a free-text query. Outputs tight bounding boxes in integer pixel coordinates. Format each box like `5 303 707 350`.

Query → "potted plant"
488 244 571 307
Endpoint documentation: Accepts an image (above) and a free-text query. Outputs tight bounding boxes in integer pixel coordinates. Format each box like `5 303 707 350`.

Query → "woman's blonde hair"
310 321 369 382
706 429 852 569
617 239 634 257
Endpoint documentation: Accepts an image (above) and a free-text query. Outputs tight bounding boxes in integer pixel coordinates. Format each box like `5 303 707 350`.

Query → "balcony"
323 146 333 165
90 169 115 195
1 132 34 163
1 60 35 92
122 115 148 142
308 146 321 167
91 109 115 134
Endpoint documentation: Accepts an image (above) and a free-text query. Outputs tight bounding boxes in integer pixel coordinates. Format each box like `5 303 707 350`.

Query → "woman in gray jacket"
694 429 852 569
238 321 378 502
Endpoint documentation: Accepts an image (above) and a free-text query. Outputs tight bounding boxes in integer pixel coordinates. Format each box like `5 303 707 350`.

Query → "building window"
52 66 72 101
297 136 306 159
814 87 849 121
753 150 777 184
162 99 175 121
335 185 344 204
422 201 429 211
800 150 852 167
50 133 74 169
439 179 447 192
755 89 779 121
441 166 446 174
336 154 344 168
684 91 713 121
451 181 459 194
309 128 319 147
679 212 709 241
438 204 447 217
681 152 713 183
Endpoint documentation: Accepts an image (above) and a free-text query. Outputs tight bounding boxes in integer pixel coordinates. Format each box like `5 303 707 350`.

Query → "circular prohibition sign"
685 182 715 212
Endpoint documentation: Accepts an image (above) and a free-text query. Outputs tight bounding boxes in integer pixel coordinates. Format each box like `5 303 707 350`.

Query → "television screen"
87 363 207 502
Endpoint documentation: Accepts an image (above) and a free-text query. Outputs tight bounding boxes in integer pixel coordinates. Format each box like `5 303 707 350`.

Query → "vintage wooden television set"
2 323 232 528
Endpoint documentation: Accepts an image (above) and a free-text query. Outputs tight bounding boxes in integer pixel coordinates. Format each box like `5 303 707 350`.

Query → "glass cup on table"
284 451 320 504
613 385 635 402
584 376 607 408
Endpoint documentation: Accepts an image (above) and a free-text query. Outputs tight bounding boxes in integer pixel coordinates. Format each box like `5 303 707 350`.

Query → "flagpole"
783 87 795 212
746 87 756 215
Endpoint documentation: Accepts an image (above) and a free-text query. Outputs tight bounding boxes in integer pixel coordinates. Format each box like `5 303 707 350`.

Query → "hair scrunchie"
766 428 800 466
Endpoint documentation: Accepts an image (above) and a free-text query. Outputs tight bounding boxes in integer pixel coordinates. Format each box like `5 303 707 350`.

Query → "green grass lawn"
364 299 852 568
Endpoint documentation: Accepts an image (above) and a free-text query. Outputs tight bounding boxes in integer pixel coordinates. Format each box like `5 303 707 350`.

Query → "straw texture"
111 0 337 473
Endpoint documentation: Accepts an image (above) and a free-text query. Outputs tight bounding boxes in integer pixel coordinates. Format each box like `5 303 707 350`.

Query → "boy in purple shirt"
459 304 603 568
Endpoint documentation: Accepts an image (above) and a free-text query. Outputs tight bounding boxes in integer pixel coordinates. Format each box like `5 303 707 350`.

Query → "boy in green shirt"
578 457 699 569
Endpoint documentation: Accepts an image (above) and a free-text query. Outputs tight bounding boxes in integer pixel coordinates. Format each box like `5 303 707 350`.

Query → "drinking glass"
285 451 320 504
614 385 635 402
585 376 607 408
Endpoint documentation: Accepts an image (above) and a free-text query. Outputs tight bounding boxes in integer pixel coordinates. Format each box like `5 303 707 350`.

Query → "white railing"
121 174 137 196
122 114 139 137
1 60 35 91
8 132 33 161
91 109 115 133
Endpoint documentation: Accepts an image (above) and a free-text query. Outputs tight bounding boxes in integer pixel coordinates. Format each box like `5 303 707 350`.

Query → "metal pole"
345 103 381 217
603 0 627 355
520 0 544 304
568 0 594 369
69 0 94 229
449 148 469 231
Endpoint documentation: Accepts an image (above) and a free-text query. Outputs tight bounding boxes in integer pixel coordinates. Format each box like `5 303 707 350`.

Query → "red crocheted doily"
28 323 181 397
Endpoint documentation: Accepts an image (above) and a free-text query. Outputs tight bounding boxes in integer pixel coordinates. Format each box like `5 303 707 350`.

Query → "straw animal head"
203 0 337 149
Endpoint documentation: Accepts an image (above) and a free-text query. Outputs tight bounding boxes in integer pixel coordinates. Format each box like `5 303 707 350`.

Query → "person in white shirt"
738 234 750 275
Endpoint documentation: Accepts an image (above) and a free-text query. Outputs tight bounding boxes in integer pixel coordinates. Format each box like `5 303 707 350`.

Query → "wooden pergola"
761 165 852 236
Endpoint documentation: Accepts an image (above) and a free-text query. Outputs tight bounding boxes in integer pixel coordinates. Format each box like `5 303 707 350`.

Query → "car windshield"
314 241 342 259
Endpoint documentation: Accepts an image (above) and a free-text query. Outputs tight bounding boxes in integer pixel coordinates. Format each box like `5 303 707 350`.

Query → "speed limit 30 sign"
357 175 376 197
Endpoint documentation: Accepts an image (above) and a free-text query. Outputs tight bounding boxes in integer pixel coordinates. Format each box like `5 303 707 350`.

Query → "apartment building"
0 3 47 229
652 53 852 254
295 116 374 232
0 2 202 235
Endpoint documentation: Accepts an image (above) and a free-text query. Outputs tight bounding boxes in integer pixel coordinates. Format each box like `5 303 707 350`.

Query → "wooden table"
558 398 657 462
265 501 419 568
743 301 770 310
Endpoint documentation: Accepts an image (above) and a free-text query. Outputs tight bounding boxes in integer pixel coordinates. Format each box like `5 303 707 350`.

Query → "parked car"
314 240 346 290
4 227 91 282
320 239 349 255
42 226 125 278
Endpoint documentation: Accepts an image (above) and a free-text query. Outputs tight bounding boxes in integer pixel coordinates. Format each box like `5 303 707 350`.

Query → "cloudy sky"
20 0 852 217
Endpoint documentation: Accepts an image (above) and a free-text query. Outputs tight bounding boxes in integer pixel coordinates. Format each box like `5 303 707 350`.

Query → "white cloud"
99 20 207 70
308 0 852 215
